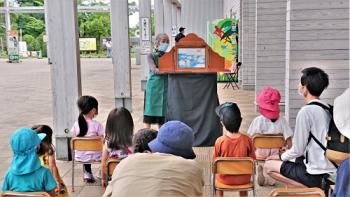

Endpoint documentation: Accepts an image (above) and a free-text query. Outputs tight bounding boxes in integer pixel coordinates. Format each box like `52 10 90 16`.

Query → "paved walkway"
0 58 281 196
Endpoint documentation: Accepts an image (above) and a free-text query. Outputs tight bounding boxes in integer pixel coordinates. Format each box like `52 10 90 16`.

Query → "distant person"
247 86 293 186
70 95 104 183
103 121 204 197
1 128 57 196
33 125 68 196
101 107 134 188
143 33 169 129
175 27 185 42
213 102 256 197
265 67 336 188
105 38 112 58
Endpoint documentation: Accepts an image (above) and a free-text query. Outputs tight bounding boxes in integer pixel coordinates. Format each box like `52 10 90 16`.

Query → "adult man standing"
175 27 186 42
103 121 204 197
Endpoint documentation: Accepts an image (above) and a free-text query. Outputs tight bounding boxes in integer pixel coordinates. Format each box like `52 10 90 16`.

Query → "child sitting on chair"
1 128 57 196
32 125 68 197
247 86 293 186
70 95 105 183
101 107 134 188
213 102 255 197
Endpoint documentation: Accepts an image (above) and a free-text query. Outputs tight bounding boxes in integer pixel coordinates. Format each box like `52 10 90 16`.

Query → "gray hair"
154 33 168 47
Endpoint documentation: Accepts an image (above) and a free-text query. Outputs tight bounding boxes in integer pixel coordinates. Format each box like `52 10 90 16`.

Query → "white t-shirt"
247 115 293 140
281 99 337 174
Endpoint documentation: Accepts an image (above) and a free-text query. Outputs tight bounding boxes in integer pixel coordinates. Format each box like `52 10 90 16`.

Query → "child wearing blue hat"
1 128 57 196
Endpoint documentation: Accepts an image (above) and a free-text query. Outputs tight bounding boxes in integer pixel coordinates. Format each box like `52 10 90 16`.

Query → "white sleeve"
247 117 259 137
281 117 294 140
281 109 311 161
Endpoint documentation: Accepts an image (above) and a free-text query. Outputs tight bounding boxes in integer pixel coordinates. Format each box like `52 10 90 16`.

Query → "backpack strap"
306 102 338 168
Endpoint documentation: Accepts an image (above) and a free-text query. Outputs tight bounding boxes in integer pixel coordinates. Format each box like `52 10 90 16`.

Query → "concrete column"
171 3 177 42
139 0 152 90
154 0 164 36
4 0 10 31
46 0 81 160
240 0 256 90
44 0 50 61
110 0 132 110
285 0 350 127
163 0 173 47
255 0 287 105
176 7 181 28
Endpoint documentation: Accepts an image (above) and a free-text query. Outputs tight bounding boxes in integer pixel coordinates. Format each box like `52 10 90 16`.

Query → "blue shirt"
2 166 57 192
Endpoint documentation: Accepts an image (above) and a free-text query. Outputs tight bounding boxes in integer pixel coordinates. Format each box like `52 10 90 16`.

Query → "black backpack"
306 102 350 168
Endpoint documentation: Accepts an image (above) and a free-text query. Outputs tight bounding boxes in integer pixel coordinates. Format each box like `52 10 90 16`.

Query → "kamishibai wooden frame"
158 33 225 73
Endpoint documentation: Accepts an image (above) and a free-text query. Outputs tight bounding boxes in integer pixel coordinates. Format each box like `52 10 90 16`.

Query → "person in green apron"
144 33 169 129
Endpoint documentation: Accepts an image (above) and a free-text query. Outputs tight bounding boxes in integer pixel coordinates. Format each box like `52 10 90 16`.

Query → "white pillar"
46 0 81 160
285 0 350 127
4 0 11 31
110 0 132 110
139 0 152 90
163 0 173 47
255 0 287 104
171 3 177 42
154 0 164 36
240 0 256 90
176 7 181 28
44 0 50 61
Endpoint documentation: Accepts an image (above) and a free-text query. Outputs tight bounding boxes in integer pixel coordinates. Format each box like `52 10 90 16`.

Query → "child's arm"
101 143 109 188
147 53 159 74
286 137 292 149
48 189 58 197
48 153 63 192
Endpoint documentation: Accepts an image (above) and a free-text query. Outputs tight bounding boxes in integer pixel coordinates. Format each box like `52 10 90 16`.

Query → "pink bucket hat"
256 86 281 120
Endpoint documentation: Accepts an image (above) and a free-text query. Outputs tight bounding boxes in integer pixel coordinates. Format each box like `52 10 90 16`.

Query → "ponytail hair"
76 95 98 137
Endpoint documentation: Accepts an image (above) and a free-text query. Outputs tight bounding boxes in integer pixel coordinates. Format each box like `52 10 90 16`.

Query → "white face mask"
158 42 169 52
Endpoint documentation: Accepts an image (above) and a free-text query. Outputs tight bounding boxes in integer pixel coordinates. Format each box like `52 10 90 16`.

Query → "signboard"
171 25 177 37
7 30 20 62
141 17 150 41
79 38 97 51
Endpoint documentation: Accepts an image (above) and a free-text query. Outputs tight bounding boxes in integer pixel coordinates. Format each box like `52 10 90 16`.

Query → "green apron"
144 53 168 117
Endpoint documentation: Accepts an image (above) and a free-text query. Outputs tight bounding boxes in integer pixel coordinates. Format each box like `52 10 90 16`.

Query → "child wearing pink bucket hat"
247 86 294 186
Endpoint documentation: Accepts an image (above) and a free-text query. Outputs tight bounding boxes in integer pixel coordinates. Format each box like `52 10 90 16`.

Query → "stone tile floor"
0 58 283 196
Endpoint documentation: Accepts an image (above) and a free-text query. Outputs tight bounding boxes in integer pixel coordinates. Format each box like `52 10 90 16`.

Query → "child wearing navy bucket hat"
1 128 57 196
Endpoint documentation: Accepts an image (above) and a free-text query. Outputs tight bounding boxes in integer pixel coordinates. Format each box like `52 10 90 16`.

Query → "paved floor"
0 58 281 196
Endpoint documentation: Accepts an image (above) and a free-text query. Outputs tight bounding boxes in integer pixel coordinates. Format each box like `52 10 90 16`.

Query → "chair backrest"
253 134 285 149
71 137 103 151
213 157 254 175
231 62 242 73
326 149 350 166
1 191 50 197
269 188 326 197
107 158 122 177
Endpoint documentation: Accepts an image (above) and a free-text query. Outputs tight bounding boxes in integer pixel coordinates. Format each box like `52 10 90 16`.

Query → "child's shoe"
84 172 96 183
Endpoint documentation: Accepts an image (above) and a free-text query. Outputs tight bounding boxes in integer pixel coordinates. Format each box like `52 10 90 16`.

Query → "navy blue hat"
179 27 185 32
148 121 196 159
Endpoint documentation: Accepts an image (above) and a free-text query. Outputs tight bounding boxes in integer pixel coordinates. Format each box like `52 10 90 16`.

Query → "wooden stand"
158 33 225 73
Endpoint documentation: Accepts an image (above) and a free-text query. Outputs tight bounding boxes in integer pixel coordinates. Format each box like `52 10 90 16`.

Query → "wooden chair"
106 158 122 184
252 134 285 161
1 191 50 197
212 157 256 197
325 149 350 166
71 137 103 192
269 188 326 197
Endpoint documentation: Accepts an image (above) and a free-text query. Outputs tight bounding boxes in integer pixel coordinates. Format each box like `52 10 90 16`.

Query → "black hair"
220 104 242 133
77 95 98 137
300 67 329 97
32 124 55 156
105 107 134 150
133 129 158 153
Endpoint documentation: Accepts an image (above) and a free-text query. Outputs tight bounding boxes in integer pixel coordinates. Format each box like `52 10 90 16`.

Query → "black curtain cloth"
166 74 222 146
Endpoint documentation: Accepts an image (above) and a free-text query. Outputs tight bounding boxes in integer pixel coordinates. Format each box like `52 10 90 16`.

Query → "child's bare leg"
265 160 307 188
239 191 248 197
215 190 223 197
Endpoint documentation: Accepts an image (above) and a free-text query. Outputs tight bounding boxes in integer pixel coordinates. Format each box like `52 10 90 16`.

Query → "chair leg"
72 154 75 192
253 188 256 197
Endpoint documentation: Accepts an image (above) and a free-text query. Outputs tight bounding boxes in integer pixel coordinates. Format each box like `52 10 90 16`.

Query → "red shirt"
212 133 256 185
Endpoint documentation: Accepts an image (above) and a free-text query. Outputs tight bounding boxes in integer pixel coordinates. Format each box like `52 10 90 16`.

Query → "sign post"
7 30 20 63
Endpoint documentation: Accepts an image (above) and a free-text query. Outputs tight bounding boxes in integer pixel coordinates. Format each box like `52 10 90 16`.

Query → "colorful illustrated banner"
207 18 239 81
79 38 97 51
7 30 20 62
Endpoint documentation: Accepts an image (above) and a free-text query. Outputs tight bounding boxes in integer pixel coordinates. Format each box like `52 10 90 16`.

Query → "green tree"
23 34 40 51
16 0 44 6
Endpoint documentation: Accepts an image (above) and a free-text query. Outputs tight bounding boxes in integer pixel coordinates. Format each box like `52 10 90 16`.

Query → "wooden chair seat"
215 180 253 190
1 191 50 197
269 187 325 197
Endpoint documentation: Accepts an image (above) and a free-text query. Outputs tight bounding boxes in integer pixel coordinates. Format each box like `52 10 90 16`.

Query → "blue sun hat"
9 128 46 175
148 121 196 159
